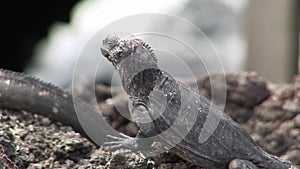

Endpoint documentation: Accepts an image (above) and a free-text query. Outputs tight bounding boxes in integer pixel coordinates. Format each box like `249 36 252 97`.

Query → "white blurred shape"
27 0 248 87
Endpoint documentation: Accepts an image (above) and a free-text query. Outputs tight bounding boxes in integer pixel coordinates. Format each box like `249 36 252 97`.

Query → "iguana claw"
102 133 140 152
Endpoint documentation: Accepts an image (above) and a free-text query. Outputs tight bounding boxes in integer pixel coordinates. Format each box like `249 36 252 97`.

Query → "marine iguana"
101 32 299 169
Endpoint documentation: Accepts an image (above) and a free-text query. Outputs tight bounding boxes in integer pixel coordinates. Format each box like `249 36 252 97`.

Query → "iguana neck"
117 54 160 98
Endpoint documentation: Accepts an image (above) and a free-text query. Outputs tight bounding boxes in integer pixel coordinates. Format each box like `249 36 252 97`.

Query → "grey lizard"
100 32 299 169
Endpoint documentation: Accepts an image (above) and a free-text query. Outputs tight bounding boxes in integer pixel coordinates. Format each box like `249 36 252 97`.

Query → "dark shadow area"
1 0 80 71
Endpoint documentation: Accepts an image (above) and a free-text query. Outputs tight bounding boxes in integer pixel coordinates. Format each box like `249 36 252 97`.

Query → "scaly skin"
0 68 100 145
101 32 299 169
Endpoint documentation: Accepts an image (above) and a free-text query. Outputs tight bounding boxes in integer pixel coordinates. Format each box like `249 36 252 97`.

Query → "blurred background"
2 0 299 87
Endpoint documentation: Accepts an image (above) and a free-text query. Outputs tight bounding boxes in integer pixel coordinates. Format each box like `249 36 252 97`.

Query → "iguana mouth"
100 46 118 66
100 47 110 58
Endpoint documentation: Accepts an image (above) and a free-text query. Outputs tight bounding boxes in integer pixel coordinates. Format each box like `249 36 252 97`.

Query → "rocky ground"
0 72 299 169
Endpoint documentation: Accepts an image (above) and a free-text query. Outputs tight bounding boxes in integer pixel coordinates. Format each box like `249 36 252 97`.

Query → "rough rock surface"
0 72 299 168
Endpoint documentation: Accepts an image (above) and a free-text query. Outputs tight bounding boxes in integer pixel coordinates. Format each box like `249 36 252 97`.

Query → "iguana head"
101 32 157 68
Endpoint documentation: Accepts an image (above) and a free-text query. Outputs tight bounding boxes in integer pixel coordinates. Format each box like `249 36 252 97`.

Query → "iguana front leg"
102 132 141 152
102 97 156 153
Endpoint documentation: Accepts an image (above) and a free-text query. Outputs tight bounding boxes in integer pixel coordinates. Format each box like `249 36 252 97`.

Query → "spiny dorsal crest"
101 32 158 65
